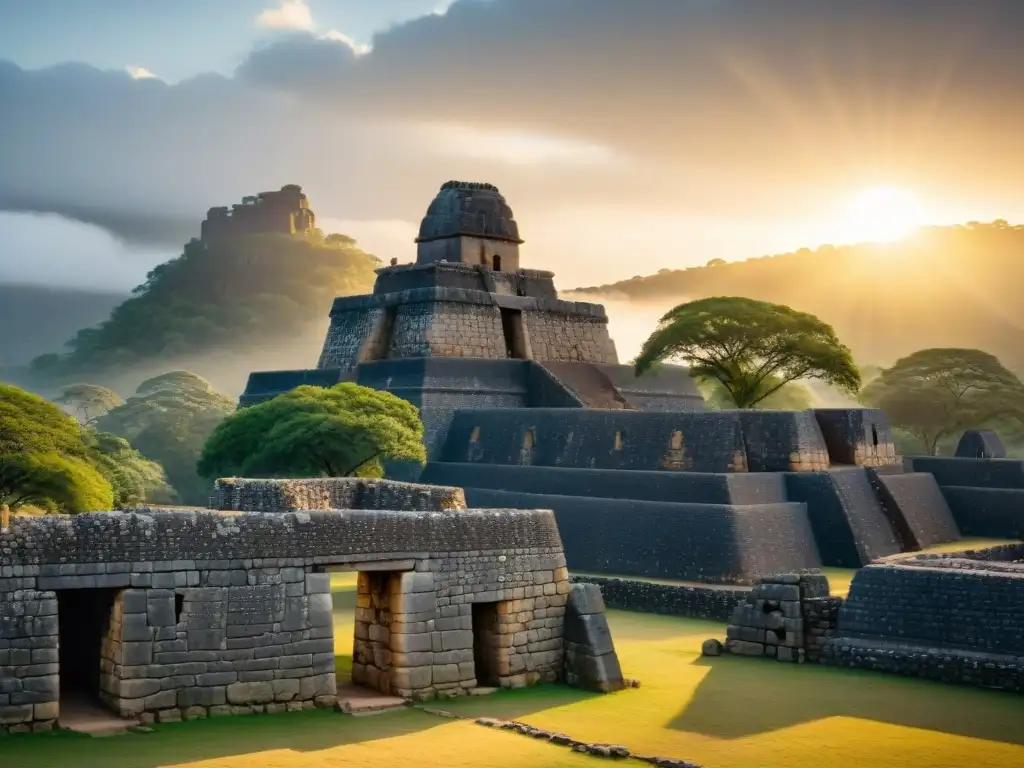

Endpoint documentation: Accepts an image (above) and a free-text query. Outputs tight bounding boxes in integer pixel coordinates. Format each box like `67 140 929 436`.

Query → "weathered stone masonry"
0 506 571 731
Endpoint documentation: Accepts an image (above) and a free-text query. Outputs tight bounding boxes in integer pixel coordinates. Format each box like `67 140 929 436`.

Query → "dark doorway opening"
57 589 118 700
871 425 879 447
472 602 501 687
493 254 502 271
500 308 528 359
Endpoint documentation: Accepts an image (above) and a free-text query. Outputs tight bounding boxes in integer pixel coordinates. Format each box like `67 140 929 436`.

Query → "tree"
199 382 426 480
96 371 236 504
859 348 1024 455
85 431 175 508
635 297 860 409
0 384 114 512
696 374 816 410
55 383 124 424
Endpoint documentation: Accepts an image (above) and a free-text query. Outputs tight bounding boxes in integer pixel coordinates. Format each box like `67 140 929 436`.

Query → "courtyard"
1 571 1021 768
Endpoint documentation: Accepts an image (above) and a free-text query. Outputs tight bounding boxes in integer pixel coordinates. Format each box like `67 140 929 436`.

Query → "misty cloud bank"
0 212 173 291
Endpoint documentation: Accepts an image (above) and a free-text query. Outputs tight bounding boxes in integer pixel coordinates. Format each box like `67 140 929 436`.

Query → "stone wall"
209 477 467 513
392 302 508 360
568 575 748 622
823 549 1024 693
317 306 384 371
524 311 618 365
802 596 842 663
0 507 571 729
466 487 821 584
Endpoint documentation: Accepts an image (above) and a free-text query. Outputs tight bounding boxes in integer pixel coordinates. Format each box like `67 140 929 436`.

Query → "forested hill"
23 230 379 392
571 221 1024 372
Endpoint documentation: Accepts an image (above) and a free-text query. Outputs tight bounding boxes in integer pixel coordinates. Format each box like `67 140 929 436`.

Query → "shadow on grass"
672 656 1024 745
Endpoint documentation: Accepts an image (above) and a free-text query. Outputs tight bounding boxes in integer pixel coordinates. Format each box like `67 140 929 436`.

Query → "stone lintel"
321 559 417 573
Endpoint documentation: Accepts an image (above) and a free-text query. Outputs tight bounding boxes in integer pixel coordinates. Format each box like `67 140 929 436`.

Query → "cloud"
256 0 314 31
5 0 1024 288
125 65 159 80
319 30 371 56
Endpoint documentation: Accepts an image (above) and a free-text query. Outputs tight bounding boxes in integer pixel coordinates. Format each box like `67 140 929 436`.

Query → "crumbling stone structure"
718 572 833 663
824 543 1024 693
200 184 315 243
704 545 1024 694
0 473 632 732
906 429 1024 538
239 180 963 587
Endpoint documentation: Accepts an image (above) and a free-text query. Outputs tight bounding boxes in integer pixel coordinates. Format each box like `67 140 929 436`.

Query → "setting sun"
840 186 928 244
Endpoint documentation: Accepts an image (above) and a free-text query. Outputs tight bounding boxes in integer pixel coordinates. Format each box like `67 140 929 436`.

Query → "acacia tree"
198 382 426 480
634 297 860 408
859 348 1024 455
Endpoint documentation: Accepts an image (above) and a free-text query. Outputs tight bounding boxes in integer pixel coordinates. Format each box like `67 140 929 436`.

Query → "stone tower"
414 181 523 271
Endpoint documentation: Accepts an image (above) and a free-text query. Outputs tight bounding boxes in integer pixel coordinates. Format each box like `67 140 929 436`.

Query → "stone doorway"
56 588 133 734
344 570 406 714
472 602 501 687
500 308 528 359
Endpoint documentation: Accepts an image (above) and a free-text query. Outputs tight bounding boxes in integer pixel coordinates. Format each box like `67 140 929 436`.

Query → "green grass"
3 569 1022 768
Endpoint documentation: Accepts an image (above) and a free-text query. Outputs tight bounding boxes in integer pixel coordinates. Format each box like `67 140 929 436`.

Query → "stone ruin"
0 478 625 733
704 542 1024 695
708 571 840 664
239 180 965 588
199 184 316 243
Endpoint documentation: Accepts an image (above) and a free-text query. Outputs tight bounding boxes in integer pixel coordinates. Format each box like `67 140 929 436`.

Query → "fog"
0 212 173 291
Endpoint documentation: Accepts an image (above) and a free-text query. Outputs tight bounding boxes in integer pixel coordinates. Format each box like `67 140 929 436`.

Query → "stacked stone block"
723 572 830 663
0 505 572 730
0 584 59 733
801 596 842 663
524 311 618 365
209 477 466 513
563 584 625 692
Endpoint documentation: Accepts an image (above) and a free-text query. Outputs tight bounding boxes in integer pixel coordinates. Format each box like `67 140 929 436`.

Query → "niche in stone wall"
614 430 625 451
519 427 536 465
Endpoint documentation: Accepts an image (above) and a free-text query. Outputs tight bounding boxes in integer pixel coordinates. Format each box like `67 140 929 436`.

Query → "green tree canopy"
198 382 426 480
55 383 124 424
635 297 860 409
859 348 1024 455
85 431 175 508
29 231 379 383
0 383 114 512
96 371 235 504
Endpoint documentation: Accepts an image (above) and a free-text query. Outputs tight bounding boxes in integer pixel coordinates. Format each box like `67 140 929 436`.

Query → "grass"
3 571 1022 768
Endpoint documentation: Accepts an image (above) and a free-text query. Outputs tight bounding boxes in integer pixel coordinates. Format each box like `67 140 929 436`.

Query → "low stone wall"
209 477 466 513
722 573 830 662
568 575 747 623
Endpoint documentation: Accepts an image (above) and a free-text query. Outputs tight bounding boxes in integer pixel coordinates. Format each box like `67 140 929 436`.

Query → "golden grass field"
3 559 1023 768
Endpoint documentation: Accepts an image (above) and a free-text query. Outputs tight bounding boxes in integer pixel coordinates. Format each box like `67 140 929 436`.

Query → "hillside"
571 221 1024 371
20 230 379 394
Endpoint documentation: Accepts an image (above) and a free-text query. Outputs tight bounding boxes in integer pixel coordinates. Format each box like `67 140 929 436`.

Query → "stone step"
334 685 407 716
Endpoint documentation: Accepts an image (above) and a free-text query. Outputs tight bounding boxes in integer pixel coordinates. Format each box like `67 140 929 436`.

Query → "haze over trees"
575 222 1024 375
199 383 426 480
859 348 1024 456
635 297 860 409
94 371 236 505
25 230 379 386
